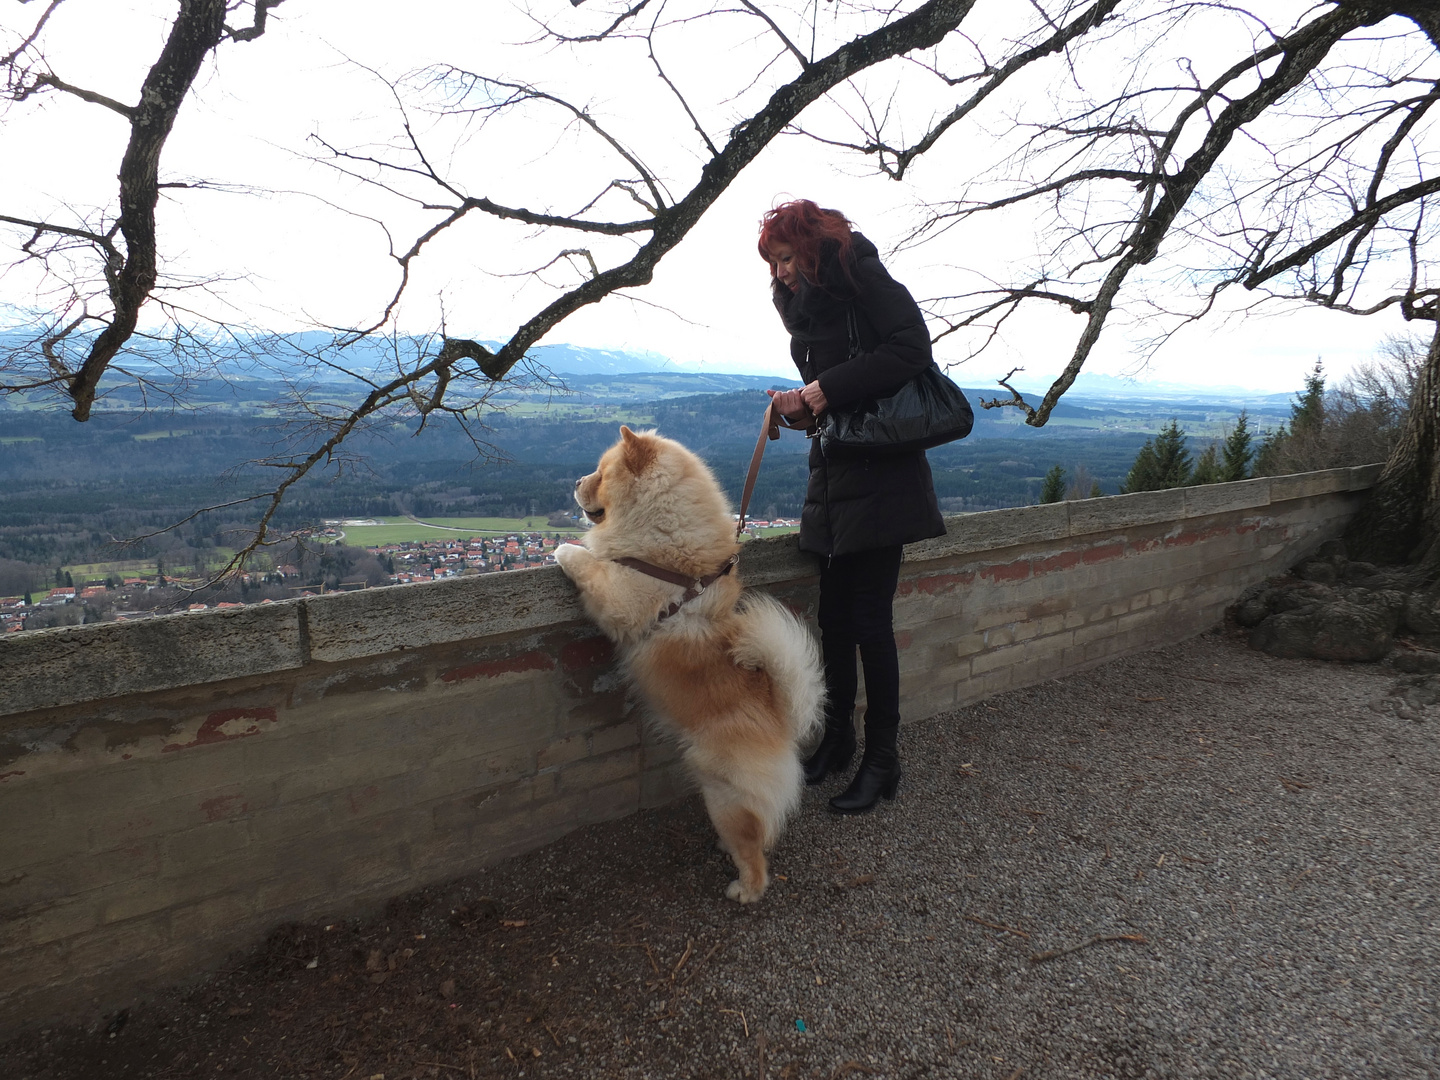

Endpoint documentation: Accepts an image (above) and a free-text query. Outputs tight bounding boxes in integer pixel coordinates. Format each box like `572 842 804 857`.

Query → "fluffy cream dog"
554 426 824 903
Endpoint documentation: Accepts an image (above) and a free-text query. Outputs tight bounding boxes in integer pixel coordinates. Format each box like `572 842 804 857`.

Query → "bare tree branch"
1 0 65 68
737 0 810 69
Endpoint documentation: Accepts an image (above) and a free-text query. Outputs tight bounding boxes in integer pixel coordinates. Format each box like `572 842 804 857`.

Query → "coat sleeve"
814 254 932 409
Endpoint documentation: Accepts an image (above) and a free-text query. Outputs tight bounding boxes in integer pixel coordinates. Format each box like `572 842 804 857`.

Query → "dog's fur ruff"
554 426 824 903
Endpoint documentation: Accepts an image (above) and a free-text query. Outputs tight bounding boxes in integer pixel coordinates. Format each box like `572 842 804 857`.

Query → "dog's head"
573 426 737 566
573 426 661 530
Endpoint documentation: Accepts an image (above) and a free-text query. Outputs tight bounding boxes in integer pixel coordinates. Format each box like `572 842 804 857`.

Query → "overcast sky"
0 0 1424 395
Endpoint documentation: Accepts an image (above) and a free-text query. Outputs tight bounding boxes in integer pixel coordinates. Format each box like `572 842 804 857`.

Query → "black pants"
817 545 903 753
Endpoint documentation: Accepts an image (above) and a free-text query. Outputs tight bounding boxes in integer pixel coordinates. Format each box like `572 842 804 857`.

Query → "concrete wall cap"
1183 477 1272 518
904 502 1070 562
1068 488 1186 535
305 567 583 664
1269 467 1359 502
1348 462 1385 489
0 601 306 718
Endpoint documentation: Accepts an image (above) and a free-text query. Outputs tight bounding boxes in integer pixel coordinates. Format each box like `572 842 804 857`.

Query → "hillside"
0 342 1288 585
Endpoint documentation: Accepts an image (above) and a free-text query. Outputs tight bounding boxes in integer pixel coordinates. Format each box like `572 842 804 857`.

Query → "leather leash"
737 397 812 539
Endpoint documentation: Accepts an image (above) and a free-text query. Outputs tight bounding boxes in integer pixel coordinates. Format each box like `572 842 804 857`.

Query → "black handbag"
817 307 974 455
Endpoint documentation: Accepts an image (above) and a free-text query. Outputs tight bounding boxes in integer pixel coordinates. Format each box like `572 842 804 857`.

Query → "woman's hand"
800 380 828 415
767 388 811 421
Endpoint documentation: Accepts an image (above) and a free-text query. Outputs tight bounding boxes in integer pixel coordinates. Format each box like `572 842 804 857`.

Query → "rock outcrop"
1235 539 1427 663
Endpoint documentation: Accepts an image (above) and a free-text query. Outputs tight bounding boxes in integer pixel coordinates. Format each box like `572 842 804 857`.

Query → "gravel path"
5 628 1436 1079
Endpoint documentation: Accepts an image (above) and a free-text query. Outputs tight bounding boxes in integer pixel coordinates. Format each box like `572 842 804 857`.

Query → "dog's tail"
731 592 825 747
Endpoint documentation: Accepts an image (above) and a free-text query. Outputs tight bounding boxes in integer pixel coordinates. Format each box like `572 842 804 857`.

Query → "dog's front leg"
554 543 655 646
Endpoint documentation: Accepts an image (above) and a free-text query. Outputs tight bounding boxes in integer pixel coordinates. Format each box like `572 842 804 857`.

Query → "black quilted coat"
773 232 946 557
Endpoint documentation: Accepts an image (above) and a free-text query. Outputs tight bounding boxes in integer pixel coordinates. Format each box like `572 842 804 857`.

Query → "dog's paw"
725 878 767 904
553 542 588 574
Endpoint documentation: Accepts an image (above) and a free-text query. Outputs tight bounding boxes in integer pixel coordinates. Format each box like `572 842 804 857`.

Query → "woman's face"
768 243 799 290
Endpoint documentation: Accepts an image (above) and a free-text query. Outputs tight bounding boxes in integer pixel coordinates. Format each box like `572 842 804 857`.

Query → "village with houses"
0 517 800 634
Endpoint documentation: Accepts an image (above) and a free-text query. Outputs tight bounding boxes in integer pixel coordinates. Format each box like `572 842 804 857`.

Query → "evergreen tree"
1153 419 1192 487
1123 439 1161 493
1253 423 1288 474
1221 410 1254 481
1124 419 1193 492
64 571 73 588
1089 481 1103 498
1040 464 1067 503
1190 443 1222 485
1291 359 1327 437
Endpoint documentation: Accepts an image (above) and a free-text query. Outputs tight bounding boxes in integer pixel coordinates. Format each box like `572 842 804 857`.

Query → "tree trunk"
1345 319 1440 566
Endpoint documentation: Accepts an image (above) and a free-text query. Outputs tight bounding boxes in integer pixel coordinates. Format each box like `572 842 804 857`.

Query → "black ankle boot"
802 719 857 786
828 745 901 814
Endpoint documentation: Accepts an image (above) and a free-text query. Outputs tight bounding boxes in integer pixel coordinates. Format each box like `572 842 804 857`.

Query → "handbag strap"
846 305 861 359
737 397 810 539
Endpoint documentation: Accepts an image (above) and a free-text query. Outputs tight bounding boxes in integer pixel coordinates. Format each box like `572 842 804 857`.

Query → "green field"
61 549 251 583
334 516 586 546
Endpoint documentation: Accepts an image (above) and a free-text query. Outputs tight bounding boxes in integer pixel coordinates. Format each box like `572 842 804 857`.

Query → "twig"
672 938 694 979
680 941 723 985
719 1007 749 1037
1029 933 1148 963
965 915 1030 939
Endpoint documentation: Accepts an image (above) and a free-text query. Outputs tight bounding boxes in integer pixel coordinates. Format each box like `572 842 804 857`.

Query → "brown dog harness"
614 554 738 623
605 398 804 623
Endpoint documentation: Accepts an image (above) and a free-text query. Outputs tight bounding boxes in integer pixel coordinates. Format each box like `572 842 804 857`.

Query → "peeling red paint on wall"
1033 550 1084 575
560 636 614 672
199 794 248 822
1164 524 1236 549
1081 542 1127 565
161 707 277 753
440 650 555 684
912 570 977 595
983 560 1032 583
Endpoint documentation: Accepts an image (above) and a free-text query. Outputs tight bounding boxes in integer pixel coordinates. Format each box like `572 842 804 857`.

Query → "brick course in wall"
0 465 1379 1030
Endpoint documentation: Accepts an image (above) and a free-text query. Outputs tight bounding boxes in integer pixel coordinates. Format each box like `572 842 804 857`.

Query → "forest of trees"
0 386 1163 590
1065 345 1424 498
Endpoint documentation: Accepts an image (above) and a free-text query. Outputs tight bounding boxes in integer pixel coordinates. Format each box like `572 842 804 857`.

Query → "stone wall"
0 465 1379 1030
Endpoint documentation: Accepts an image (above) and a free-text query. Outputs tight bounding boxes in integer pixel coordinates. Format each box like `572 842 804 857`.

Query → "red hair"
758 199 855 286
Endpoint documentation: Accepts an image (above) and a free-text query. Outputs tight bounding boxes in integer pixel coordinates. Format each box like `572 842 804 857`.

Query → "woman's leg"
829 545 904 813
804 557 860 783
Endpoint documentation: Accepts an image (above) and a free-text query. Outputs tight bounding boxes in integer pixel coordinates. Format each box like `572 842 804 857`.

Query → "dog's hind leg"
712 803 768 903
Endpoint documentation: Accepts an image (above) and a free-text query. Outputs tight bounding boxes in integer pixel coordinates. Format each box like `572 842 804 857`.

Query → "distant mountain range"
1 328 1293 419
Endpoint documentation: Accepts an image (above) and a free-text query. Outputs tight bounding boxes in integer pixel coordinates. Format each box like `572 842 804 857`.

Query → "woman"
759 199 946 814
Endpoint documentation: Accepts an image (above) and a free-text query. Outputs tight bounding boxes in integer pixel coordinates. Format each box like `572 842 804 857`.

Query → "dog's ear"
618 425 657 475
